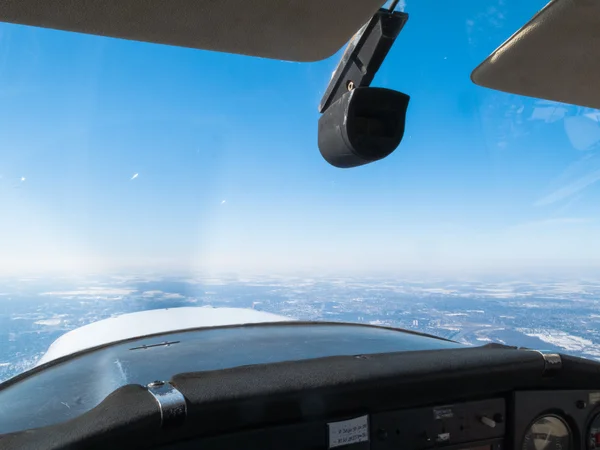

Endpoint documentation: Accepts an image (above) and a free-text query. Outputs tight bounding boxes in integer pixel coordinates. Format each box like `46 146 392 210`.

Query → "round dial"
588 413 600 449
522 415 571 450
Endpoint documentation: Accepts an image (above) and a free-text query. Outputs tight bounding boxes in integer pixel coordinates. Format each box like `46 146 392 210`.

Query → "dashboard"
159 391 600 450
515 391 600 450
3 326 600 450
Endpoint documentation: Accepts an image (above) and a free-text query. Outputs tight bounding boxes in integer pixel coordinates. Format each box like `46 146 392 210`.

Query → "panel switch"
480 416 496 428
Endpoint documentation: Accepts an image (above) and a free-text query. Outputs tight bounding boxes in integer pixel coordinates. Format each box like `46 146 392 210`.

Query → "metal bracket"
540 353 562 376
524 350 562 376
147 381 187 428
318 8 408 113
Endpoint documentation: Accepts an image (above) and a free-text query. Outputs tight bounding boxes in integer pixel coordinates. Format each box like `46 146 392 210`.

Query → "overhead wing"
0 0 386 62
472 0 600 109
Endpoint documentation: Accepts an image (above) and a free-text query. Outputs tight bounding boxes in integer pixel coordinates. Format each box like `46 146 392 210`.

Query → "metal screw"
347 80 355 91
576 400 587 409
148 380 165 388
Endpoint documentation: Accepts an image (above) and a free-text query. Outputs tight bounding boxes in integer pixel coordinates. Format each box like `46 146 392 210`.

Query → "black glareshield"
317 8 410 168
318 87 410 168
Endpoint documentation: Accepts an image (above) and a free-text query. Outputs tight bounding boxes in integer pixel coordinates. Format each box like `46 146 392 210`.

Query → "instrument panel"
371 390 600 450
159 390 600 450
514 391 600 450
369 390 600 450
372 398 505 450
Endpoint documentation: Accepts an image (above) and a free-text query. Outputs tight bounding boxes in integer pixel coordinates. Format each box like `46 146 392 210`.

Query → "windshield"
2 0 600 383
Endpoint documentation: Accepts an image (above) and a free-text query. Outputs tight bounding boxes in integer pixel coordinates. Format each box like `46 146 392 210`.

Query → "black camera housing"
317 8 410 168
318 87 409 168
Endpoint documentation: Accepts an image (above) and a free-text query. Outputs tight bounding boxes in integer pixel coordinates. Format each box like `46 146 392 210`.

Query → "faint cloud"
508 218 592 232
465 0 507 47
141 290 184 300
130 173 139 180
564 114 600 151
485 5 503 28
535 169 600 206
141 290 163 297
40 287 136 299
554 192 585 215
35 318 62 326
386 0 406 11
530 105 567 123
221 200 226 205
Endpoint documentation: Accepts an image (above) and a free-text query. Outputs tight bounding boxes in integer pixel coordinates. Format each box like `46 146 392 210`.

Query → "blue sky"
1 0 600 276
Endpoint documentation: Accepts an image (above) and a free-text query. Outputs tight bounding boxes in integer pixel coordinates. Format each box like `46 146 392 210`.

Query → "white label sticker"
328 415 369 448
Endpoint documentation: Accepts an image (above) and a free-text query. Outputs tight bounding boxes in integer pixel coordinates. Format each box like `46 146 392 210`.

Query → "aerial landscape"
2 272 599 383
1 0 599 386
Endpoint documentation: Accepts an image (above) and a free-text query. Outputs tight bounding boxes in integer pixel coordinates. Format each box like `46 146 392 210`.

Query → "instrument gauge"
522 415 571 450
587 412 600 449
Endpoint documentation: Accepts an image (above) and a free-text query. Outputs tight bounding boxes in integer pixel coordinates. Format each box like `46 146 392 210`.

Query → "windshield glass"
2 0 600 383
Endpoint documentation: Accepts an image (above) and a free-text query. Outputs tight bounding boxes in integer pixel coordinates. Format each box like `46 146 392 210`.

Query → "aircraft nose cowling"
37 307 294 366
